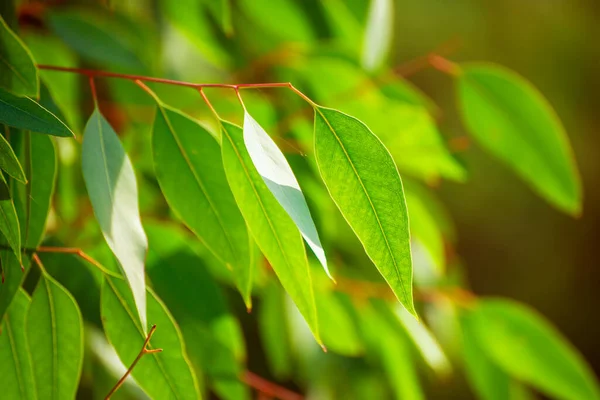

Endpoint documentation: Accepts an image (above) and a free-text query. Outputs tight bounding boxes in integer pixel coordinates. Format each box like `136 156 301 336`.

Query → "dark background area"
391 0 599 374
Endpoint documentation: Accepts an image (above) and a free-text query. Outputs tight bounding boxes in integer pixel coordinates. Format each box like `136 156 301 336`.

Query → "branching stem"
104 324 162 399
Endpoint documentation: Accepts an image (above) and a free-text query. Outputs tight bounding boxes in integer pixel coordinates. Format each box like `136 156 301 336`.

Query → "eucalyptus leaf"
101 275 200 400
27 273 83 400
0 173 20 262
0 289 35 400
314 106 415 316
457 63 582 215
0 131 26 183
145 222 249 400
0 88 74 137
220 120 321 345
152 104 253 307
82 108 148 329
243 111 329 279
361 0 394 71
469 299 600 400
0 15 38 96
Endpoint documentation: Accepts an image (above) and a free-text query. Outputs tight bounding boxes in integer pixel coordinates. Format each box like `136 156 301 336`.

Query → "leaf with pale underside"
152 103 253 307
26 274 83 400
82 108 148 330
220 120 321 345
243 111 330 279
361 0 394 71
0 15 38 96
457 63 582 215
313 106 415 317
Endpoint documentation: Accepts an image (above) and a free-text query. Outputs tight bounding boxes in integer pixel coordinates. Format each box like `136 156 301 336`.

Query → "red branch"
243 371 304 400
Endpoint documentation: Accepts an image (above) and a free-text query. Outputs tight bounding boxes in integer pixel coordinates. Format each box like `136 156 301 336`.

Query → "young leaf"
220 120 321 345
145 222 249 400
243 111 330 279
361 0 394 71
0 88 74 137
0 173 21 262
457 63 582 215
27 274 83 400
313 107 415 316
82 109 148 329
101 275 200 400
0 133 26 183
469 299 600 400
152 104 253 306
0 289 35 400
0 15 38 96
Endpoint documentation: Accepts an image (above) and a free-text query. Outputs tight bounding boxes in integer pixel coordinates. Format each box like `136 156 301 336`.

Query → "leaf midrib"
104 278 183 399
315 108 409 304
157 106 238 267
4 316 27 399
0 97 67 136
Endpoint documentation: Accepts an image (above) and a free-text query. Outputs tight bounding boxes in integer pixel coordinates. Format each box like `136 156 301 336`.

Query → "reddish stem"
242 371 304 400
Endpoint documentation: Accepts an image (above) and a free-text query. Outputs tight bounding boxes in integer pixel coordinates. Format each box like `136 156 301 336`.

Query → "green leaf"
47 8 150 72
0 173 20 262
0 131 26 183
361 0 394 71
318 290 362 356
0 15 38 96
457 63 582 215
27 273 83 400
461 312 511 400
203 0 233 36
101 275 200 400
0 289 35 400
82 108 148 329
0 251 26 321
145 222 249 400
243 111 329 279
11 131 57 248
152 104 253 307
0 88 74 137
220 120 321 345
313 106 415 316
469 299 600 400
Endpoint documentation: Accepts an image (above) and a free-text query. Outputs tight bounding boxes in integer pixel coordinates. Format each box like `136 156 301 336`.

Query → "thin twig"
104 325 162 399
242 371 304 400
34 246 119 277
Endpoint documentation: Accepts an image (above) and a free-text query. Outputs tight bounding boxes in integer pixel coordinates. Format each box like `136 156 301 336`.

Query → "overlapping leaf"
314 107 415 316
220 120 321 344
27 274 83 400
457 63 582 215
243 111 329 278
0 15 38 96
361 0 394 71
0 88 73 137
0 173 20 262
0 133 25 182
0 289 35 400
101 275 200 400
152 104 253 306
82 109 148 329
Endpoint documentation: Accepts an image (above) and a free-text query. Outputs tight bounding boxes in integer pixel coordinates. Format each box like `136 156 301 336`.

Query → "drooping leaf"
82 108 148 329
11 131 57 248
101 275 200 400
243 111 329 279
361 0 394 71
0 289 35 400
457 63 582 215
0 173 20 262
145 222 249 400
152 104 253 307
27 273 83 400
0 88 74 137
0 131 25 182
317 289 362 356
313 106 415 316
220 120 321 345
469 299 600 400
0 15 38 96
203 0 233 36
